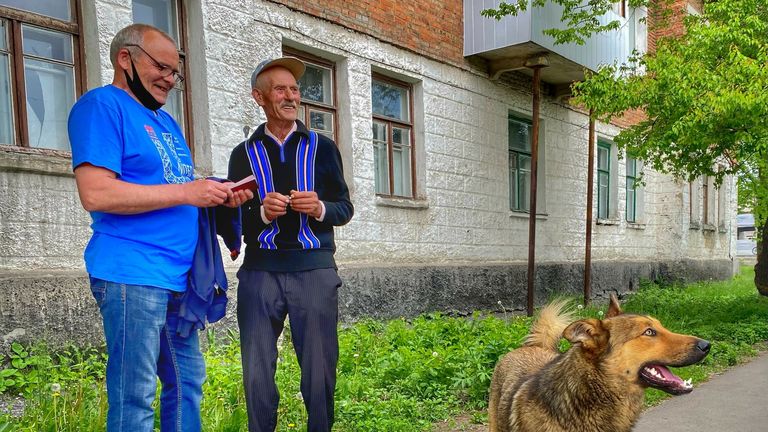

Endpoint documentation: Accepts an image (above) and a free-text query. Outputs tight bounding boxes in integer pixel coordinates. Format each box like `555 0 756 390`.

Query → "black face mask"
124 59 163 111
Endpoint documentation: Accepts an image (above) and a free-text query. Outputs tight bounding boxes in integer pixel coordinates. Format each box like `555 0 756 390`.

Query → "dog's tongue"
640 364 694 395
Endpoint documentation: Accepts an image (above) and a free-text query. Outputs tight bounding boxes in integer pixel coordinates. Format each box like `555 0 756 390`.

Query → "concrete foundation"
0 258 733 347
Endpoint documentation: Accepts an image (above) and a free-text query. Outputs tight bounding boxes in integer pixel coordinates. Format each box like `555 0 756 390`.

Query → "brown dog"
488 294 710 432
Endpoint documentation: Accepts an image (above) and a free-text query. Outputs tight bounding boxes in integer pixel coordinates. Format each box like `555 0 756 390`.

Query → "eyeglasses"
125 44 185 84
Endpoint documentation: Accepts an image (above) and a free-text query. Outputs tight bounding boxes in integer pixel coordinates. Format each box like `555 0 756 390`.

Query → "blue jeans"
90 279 206 432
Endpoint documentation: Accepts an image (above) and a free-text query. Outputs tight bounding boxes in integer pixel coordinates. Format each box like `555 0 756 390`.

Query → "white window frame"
703 175 717 229
689 177 702 229
717 169 727 232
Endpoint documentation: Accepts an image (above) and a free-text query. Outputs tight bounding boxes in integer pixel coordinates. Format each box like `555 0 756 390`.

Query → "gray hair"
252 72 268 92
109 24 175 67
250 69 260 91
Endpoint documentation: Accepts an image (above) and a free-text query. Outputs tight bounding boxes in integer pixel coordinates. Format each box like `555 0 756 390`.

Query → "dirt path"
433 414 486 432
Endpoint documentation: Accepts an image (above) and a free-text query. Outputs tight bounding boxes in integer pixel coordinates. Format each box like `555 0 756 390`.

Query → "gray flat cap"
250 56 305 89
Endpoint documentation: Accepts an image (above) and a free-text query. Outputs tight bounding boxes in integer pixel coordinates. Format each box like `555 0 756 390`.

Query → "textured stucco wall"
198 0 737 266
0 0 738 344
0 151 90 269
0 0 737 272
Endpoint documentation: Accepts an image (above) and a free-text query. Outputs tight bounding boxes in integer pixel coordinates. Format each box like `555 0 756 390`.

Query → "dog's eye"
644 328 657 336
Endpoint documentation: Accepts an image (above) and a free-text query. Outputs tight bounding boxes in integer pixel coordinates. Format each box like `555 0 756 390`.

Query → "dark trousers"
237 268 342 432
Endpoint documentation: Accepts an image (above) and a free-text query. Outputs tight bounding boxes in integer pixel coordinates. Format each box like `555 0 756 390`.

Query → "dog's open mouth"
639 364 693 395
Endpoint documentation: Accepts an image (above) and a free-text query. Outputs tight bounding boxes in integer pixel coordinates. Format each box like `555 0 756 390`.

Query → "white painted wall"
0 0 736 271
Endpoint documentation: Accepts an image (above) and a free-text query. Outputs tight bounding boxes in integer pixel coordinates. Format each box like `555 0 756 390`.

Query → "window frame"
508 114 532 212
131 0 193 157
597 141 611 220
716 168 727 231
283 47 338 144
689 178 702 228
371 73 415 198
176 0 192 154
0 0 84 153
702 175 710 226
625 155 637 223
612 0 627 18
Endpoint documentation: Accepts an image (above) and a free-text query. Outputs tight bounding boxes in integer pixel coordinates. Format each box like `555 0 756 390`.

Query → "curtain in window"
22 25 75 151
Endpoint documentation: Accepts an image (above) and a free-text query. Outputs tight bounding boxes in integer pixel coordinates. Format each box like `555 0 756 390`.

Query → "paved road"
634 350 768 432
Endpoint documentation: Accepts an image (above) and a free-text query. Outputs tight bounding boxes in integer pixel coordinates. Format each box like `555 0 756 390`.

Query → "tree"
571 0 768 294
484 0 768 294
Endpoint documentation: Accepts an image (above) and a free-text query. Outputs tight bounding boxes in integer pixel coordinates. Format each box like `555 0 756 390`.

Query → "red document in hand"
230 175 258 192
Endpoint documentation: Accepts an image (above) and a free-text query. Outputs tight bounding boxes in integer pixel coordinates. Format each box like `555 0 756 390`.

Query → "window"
132 0 192 143
0 1 83 151
612 0 627 18
702 175 710 226
285 49 337 142
717 170 727 230
508 114 532 212
1 20 11 144
625 155 638 222
689 178 701 228
597 141 611 219
372 74 413 198
702 174 718 228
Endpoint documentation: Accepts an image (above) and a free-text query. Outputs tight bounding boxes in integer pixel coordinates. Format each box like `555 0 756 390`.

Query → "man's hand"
289 190 322 219
222 187 254 208
184 179 233 207
74 164 242 214
263 191 291 221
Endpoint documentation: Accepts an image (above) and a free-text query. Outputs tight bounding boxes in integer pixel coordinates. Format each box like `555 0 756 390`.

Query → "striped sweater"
227 121 353 272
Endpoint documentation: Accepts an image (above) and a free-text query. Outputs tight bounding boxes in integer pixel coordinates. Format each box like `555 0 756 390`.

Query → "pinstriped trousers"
236 268 342 432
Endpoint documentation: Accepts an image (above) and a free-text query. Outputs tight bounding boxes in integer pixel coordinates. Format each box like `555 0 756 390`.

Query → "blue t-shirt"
68 85 197 291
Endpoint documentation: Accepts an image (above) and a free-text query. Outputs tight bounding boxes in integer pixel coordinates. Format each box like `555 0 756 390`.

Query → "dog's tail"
523 299 574 351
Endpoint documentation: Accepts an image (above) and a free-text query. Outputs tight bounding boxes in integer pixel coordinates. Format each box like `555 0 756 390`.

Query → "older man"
227 57 354 432
68 24 251 431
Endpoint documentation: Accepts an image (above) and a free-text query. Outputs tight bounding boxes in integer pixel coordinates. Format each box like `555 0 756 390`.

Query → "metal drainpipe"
526 65 544 317
584 112 596 306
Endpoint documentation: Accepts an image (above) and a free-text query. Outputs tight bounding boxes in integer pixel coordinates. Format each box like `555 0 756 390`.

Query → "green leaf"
10 342 25 356
573 0 768 231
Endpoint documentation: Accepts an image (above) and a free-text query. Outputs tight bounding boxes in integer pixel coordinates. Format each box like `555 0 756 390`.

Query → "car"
736 214 757 257
736 239 757 257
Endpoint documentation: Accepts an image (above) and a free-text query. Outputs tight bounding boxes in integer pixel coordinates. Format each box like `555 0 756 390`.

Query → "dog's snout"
696 339 711 354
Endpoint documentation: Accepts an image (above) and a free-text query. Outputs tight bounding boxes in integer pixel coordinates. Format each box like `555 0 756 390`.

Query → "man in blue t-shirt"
68 24 252 432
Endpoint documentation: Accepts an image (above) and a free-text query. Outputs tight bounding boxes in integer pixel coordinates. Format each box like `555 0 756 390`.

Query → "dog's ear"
606 293 623 318
564 319 609 355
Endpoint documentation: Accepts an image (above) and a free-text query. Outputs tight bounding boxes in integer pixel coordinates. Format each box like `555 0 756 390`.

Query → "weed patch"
0 266 765 431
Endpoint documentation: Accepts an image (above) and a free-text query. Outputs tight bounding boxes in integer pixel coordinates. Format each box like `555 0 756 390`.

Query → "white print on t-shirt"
144 125 193 183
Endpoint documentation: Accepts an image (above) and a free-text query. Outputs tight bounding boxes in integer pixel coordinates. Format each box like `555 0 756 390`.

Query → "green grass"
0 266 766 431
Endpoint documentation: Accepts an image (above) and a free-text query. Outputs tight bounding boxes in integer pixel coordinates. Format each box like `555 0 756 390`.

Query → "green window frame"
597 141 611 219
625 155 637 222
508 114 532 212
